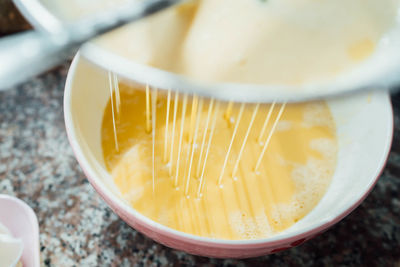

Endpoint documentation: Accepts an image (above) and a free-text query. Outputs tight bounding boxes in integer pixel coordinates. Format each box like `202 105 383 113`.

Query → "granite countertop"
1 4 400 267
0 0 30 36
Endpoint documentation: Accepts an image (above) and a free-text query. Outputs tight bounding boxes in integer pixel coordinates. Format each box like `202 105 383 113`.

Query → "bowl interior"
65 55 393 243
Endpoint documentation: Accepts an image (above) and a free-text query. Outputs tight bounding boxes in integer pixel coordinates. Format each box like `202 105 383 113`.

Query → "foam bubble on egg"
310 138 338 159
111 144 152 198
303 103 335 130
229 211 274 239
271 153 336 225
276 120 293 132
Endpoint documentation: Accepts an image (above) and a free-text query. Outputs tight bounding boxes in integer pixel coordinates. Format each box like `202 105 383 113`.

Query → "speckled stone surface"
0 62 399 266
0 0 30 36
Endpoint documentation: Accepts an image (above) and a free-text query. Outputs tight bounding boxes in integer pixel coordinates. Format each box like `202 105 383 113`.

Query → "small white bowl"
64 53 393 258
0 194 40 267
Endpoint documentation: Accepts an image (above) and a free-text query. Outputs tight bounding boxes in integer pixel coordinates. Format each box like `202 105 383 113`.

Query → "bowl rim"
64 52 394 247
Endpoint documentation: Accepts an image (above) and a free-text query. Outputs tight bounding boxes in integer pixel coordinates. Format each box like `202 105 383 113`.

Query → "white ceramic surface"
12 0 400 102
64 54 393 258
0 195 40 267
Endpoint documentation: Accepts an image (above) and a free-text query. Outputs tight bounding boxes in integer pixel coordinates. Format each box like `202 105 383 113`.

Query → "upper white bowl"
12 0 400 102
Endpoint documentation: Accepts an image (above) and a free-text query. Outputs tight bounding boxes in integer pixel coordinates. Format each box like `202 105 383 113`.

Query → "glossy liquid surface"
102 84 338 239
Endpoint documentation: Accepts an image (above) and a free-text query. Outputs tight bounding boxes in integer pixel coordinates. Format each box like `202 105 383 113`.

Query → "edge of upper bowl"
63 52 394 249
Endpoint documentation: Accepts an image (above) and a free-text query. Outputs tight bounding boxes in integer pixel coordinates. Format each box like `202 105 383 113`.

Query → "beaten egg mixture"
102 85 337 239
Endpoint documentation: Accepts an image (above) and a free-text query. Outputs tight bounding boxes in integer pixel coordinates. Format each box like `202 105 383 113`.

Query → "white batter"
94 0 400 85
43 0 400 85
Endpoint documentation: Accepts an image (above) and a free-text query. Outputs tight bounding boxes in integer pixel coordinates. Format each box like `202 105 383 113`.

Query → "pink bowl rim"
64 53 394 247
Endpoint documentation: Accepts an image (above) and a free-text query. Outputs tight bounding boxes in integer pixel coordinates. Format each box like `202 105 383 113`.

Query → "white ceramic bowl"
64 53 393 258
0 194 40 267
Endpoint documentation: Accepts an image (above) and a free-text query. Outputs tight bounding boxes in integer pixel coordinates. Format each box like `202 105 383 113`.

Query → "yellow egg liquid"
102 84 337 240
